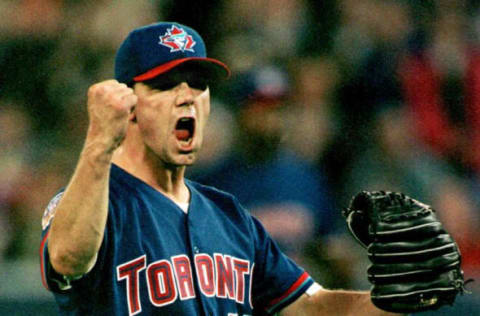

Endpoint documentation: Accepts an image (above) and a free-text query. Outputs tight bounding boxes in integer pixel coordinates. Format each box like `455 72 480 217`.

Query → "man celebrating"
40 22 399 315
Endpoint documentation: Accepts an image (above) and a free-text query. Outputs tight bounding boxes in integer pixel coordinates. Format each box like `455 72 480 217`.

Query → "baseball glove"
343 191 471 313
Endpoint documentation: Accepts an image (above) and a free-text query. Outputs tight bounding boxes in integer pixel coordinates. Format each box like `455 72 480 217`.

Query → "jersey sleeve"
39 191 108 294
249 215 315 314
40 191 71 292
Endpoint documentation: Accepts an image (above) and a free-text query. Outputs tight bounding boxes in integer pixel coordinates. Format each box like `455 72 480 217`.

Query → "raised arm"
47 80 136 277
279 289 403 316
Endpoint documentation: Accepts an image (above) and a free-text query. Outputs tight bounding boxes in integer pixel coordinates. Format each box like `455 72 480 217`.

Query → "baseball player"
40 22 400 315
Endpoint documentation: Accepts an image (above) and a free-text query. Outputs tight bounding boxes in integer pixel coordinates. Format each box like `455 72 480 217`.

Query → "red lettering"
249 263 255 309
214 253 235 299
172 255 195 300
195 254 215 297
117 255 147 316
117 253 252 312
233 258 250 303
147 260 178 307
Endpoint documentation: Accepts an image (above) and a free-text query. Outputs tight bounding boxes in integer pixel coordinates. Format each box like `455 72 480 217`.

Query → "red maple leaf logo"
159 25 196 52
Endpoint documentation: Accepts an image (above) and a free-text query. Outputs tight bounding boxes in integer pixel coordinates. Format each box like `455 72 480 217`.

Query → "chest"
106 191 256 315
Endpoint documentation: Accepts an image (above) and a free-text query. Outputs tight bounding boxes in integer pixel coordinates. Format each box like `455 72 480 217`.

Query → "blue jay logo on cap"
159 25 196 53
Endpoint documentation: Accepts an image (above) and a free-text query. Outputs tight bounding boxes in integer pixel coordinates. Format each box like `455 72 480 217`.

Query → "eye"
144 70 210 92
148 80 179 92
173 70 209 91
187 78 209 91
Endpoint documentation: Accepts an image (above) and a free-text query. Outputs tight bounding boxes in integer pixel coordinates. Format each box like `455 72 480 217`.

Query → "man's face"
133 75 211 167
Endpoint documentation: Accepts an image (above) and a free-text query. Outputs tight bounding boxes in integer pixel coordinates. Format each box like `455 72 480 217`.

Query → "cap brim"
133 57 231 82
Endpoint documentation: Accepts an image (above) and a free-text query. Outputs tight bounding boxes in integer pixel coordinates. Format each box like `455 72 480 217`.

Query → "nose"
176 82 194 107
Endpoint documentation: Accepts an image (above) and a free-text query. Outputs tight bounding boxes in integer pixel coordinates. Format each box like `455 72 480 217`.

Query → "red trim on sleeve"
266 271 309 309
39 231 50 290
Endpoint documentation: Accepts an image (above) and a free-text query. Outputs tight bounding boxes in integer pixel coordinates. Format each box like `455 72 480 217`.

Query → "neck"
112 133 190 205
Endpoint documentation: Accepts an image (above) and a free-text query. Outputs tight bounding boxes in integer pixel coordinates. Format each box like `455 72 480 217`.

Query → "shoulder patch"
42 192 64 230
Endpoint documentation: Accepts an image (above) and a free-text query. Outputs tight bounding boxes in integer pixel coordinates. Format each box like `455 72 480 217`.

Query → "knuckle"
128 94 138 104
87 84 98 96
89 84 108 97
89 80 121 97
110 93 122 103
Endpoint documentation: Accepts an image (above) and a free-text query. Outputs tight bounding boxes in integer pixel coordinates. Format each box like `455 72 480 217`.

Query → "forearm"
47 80 136 277
48 139 113 277
280 289 403 316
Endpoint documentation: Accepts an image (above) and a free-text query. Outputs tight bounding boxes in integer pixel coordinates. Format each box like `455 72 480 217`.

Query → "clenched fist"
86 80 137 154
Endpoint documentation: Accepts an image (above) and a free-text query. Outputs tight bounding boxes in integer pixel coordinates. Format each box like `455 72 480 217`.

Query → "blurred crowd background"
1 0 480 314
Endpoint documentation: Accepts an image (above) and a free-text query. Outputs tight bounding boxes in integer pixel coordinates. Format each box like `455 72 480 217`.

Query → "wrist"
81 139 114 171
85 124 124 154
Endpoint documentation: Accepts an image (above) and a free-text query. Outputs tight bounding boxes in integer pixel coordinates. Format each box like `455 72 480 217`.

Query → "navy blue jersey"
40 164 314 315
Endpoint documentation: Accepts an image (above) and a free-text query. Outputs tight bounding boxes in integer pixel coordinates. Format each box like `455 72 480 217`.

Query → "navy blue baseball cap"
115 22 230 86
231 65 290 108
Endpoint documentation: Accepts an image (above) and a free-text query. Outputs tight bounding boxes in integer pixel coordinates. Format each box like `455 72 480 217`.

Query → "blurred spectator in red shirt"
399 4 480 175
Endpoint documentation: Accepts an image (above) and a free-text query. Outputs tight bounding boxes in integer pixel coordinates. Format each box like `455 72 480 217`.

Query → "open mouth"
174 117 195 145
